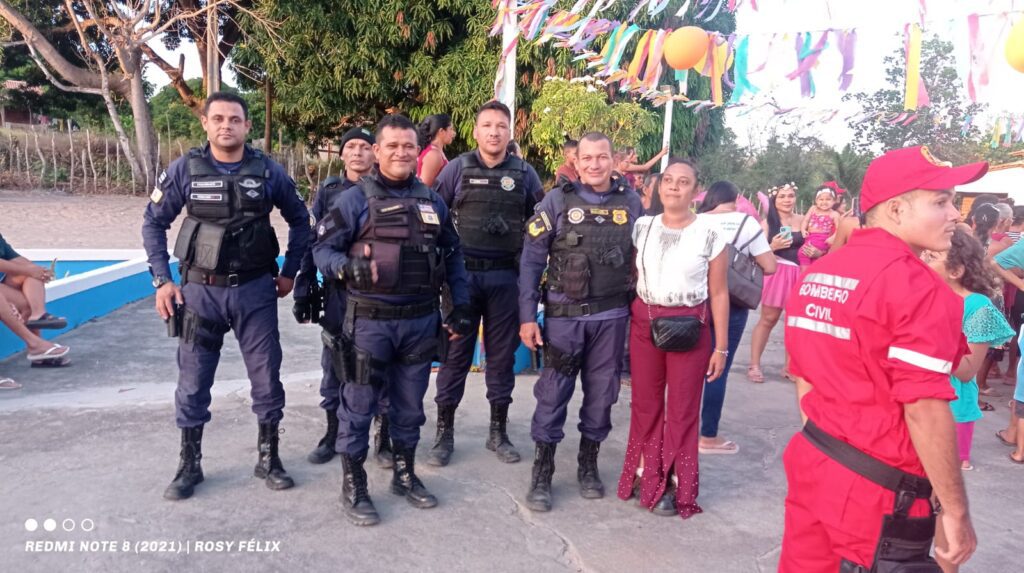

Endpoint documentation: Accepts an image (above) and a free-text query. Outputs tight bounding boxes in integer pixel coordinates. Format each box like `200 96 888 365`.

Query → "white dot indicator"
24 519 38 532
62 519 75 532
43 519 56 532
81 519 95 532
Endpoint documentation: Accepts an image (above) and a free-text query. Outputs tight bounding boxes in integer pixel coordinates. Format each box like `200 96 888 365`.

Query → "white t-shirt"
699 211 770 257
634 215 727 307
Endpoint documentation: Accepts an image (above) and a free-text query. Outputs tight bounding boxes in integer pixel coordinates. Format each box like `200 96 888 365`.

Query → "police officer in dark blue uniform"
292 127 396 468
142 92 311 501
313 114 473 526
518 132 643 512
427 101 544 467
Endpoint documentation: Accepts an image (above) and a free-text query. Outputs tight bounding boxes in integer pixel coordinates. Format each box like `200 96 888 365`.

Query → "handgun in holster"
166 303 184 338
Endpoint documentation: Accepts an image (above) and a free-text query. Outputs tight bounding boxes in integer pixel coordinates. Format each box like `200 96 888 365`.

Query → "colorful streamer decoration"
835 29 856 91
786 31 829 99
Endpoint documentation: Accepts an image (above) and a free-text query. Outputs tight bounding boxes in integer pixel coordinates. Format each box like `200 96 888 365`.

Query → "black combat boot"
485 402 521 463
652 485 678 517
340 453 380 526
390 441 438 509
163 425 204 500
525 441 556 512
307 409 339 464
254 422 295 490
372 414 394 469
577 436 605 499
426 404 456 467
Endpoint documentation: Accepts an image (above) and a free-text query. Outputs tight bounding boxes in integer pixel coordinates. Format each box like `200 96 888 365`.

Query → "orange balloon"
693 41 733 76
664 26 709 71
1006 19 1024 73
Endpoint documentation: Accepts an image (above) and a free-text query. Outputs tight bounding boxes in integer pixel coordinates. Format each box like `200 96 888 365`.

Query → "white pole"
660 71 689 171
501 3 518 136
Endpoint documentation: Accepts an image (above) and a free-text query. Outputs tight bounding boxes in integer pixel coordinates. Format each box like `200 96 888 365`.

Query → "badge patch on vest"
190 193 224 201
379 204 404 214
612 209 628 225
238 178 261 189
191 180 225 189
567 208 585 224
527 212 553 238
500 176 516 191
150 186 163 204
244 189 261 199
417 203 440 225
469 178 489 185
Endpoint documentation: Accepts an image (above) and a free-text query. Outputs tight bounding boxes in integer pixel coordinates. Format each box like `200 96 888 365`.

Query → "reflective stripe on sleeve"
786 316 851 340
803 273 861 290
887 346 952 374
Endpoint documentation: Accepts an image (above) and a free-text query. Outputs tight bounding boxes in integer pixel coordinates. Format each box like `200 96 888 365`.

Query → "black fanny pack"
803 421 941 573
639 220 705 352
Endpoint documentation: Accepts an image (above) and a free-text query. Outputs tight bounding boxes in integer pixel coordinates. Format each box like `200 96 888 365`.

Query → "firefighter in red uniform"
780 146 987 572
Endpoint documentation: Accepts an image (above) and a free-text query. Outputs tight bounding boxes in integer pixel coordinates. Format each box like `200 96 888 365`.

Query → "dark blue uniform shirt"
434 151 545 260
294 177 358 300
142 143 311 280
312 173 470 307
518 180 643 324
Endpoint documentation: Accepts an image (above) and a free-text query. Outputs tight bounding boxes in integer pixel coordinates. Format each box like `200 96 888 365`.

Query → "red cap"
860 146 988 213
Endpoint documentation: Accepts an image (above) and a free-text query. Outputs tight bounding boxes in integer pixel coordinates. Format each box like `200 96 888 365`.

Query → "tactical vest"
349 177 443 296
452 152 528 255
547 182 634 301
172 147 278 275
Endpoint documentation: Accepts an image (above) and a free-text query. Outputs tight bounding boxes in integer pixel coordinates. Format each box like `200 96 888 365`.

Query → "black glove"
444 304 475 337
342 257 374 291
292 299 312 324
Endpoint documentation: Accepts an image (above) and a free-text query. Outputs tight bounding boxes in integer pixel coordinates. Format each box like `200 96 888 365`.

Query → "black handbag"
726 215 765 310
640 218 706 352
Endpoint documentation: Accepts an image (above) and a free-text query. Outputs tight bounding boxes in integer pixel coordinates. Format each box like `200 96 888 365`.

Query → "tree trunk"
127 57 157 193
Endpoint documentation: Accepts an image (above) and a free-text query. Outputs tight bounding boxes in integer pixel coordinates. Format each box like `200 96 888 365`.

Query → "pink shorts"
761 260 801 309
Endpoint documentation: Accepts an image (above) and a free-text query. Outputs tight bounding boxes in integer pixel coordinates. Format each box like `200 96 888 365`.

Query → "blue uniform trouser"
531 315 628 444
700 305 749 438
335 312 438 457
434 269 519 407
175 274 284 428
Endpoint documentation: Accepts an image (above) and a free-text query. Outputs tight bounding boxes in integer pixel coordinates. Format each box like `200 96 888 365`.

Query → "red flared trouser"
616 299 711 519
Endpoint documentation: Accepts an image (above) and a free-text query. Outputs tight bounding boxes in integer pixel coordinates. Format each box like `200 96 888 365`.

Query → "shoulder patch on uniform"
150 186 164 204
527 211 553 238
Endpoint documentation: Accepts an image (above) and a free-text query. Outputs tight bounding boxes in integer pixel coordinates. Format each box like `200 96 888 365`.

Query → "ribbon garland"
496 0 1024 119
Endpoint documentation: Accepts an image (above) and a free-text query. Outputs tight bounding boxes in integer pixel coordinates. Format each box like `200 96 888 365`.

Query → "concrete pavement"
0 296 1018 572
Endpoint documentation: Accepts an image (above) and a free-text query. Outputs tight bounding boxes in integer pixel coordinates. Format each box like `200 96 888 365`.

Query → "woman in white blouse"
616 159 730 519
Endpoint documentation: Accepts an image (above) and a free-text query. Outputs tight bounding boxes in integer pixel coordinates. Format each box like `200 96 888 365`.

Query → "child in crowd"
924 229 1014 470
798 185 840 267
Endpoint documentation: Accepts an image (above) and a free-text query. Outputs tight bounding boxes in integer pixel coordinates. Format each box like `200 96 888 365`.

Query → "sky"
144 0 1024 150
726 0 1024 148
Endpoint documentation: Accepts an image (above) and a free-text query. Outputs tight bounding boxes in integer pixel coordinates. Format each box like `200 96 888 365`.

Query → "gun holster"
543 341 582 378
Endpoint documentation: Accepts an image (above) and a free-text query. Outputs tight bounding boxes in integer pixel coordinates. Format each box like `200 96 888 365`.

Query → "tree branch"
139 43 202 115
0 0 131 96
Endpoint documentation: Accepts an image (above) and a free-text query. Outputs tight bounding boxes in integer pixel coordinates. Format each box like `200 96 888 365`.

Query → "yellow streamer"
904 23 922 111
626 30 654 84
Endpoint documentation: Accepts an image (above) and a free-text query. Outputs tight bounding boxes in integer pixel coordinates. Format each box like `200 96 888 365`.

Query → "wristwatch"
152 275 171 289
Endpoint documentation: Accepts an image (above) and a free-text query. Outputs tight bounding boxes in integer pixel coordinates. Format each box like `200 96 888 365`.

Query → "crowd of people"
123 90 1010 570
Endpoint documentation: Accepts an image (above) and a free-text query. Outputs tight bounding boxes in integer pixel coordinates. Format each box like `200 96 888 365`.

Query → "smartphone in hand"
779 225 792 241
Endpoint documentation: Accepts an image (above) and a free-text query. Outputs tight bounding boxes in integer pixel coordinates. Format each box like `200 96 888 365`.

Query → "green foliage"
699 130 853 208
233 0 734 176
529 78 659 172
846 37 986 164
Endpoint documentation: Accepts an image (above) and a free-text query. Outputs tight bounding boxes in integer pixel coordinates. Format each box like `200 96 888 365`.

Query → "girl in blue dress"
924 229 1014 470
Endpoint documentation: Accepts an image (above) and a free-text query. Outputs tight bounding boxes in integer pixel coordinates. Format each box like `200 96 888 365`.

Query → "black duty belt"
184 267 272 287
346 296 438 321
803 419 933 501
544 292 631 318
464 256 517 272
